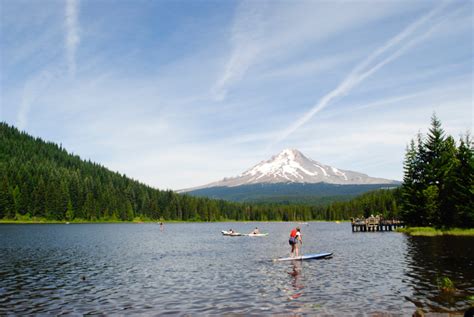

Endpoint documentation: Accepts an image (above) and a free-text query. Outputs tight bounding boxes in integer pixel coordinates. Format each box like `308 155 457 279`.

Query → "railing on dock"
351 216 404 232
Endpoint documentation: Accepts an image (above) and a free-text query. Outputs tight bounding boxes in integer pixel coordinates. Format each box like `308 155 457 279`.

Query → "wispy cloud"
270 2 452 148
211 1 267 101
17 70 55 130
211 1 408 102
65 0 80 76
14 0 80 129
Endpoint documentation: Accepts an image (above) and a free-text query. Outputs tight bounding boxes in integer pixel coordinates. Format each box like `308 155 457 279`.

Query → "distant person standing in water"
160 222 164 231
289 227 302 257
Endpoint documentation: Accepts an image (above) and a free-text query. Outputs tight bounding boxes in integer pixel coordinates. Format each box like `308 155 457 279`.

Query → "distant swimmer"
289 227 302 257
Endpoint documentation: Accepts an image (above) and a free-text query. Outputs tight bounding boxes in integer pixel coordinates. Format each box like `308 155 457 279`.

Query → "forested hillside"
186 183 398 204
0 122 236 221
0 122 400 221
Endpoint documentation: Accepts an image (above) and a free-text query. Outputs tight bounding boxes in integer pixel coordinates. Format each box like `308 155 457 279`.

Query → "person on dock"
289 227 302 257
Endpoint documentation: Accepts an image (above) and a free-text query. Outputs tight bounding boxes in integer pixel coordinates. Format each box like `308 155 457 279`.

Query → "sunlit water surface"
1 222 473 315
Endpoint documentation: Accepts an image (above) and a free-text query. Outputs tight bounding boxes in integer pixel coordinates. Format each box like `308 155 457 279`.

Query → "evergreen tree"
126 200 134 221
83 192 96 220
32 177 46 218
452 134 474 227
0 175 14 218
66 199 74 221
400 139 425 225
438 136 459 227
400 115 473 228
12 185 22 217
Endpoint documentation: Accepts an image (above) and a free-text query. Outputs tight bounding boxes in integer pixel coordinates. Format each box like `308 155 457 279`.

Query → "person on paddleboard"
289 227 302 257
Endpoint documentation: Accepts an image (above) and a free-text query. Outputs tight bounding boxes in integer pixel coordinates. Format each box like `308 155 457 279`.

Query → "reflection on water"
405 235 474 313
287 262 304 300
0 223 473 315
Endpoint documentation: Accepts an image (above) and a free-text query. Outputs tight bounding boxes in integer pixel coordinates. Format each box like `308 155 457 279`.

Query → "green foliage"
400 114 474 228
397 227 474 236
437 276 455 293
65 199 74 221
397 227 442 236
14 212 31 221
0 175 12 218
318 188 400 220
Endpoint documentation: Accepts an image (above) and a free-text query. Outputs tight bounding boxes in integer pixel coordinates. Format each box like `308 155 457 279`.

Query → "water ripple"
0 223 473 315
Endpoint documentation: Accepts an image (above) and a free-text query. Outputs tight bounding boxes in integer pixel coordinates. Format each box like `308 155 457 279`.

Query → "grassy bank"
397 227 474 236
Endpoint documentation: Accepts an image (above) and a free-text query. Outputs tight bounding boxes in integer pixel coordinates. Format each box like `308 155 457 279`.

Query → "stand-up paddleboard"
274 252 332 261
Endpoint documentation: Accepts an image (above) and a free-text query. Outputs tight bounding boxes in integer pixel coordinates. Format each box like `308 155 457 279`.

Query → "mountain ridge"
181 149 399 192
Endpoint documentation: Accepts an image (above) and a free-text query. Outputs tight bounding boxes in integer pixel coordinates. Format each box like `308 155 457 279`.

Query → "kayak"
221 230 244 236
273 252 333 261
244 233 269 237
222 230 268 237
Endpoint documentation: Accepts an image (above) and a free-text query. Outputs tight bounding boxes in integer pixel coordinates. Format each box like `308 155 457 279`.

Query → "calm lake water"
1 222 473 315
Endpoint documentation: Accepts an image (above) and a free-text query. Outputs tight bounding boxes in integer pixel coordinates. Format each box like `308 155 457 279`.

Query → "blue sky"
1 0 472 190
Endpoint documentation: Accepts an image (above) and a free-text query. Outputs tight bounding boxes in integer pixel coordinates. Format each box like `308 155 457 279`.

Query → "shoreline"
3 221 472 236
397 227 474 236
0 219 348 224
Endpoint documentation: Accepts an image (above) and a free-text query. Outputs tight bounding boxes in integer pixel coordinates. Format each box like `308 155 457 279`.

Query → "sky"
0 0 472 190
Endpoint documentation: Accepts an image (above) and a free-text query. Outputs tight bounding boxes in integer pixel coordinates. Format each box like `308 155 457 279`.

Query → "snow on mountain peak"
182 149 398 190
241 148 316 181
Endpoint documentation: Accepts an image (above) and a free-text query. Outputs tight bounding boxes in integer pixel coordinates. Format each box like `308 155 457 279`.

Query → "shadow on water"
405 235 474 313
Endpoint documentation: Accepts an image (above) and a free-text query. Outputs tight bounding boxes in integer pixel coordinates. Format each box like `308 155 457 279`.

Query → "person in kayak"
251 227 260 234
289 227 302 257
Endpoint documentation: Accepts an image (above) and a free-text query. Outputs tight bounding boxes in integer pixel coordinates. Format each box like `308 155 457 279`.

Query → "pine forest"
1 115 472 227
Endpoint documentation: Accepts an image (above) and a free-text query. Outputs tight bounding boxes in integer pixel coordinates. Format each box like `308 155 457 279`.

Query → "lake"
0 222 473 315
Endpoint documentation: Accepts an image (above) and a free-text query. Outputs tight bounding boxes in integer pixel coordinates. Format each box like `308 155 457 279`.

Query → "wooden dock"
351 216 404 232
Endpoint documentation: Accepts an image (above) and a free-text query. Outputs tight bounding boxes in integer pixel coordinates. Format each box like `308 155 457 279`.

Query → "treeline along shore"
0 115 472 227
0 123 397 222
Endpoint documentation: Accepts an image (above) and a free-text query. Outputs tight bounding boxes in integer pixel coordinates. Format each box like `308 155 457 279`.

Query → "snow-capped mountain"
182 149 397 192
